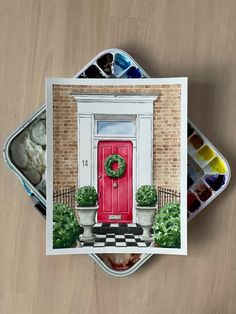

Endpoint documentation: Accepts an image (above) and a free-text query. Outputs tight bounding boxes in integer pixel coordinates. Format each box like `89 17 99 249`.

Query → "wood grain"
0 0 236 313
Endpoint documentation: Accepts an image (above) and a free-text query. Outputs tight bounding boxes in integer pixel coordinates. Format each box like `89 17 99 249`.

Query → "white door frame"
73 94 157 223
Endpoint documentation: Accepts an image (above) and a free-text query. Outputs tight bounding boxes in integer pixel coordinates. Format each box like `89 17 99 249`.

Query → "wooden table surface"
1 1 235 313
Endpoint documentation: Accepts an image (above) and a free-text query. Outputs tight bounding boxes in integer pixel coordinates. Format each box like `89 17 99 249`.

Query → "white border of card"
46 78 188 255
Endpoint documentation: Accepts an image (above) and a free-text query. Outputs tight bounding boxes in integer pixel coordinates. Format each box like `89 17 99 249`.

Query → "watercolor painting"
46 78 188 255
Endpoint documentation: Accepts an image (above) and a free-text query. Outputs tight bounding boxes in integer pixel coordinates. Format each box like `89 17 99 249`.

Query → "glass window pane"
97 121 135 135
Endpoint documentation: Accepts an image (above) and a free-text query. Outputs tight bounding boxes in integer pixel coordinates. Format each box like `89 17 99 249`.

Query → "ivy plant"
135 185 157 207
153 202 180 248
53 202 80 249
75 186 98 207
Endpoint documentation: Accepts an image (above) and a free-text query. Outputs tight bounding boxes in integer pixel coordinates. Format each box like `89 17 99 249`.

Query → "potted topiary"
135 185 158 241
53 202 80 249
153 202 180 248
75 186 98 242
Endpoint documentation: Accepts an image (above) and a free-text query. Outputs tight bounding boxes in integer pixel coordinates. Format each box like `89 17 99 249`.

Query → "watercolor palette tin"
3 49 230 276
78 50 146 79
187 122 230 221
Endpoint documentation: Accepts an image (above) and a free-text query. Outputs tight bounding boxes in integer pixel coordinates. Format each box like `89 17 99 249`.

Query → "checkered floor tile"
80 233 148 247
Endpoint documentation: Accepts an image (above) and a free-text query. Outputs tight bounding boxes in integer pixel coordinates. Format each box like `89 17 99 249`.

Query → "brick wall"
53 84 181 192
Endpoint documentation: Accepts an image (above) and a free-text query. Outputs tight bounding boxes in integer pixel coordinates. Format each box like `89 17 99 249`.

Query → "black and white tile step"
79 223 153 247
93 222 144 235
80 233 149 247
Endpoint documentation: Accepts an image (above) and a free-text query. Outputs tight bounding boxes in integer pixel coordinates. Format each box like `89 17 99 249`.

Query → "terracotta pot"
136 206 157 242
75 205 99 242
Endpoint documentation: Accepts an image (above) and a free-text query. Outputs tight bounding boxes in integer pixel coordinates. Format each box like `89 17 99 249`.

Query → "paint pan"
195 145 215 167
3 48 231 276
97 53 114 76
187 192 201 213
122 66 143 78
114 53 131 76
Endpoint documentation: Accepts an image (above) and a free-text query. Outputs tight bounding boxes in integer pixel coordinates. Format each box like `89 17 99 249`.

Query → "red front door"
97 141 133 223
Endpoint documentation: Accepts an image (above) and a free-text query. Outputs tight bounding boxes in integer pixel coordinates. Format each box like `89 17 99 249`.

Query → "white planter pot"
136 206 157 242
75 205 99 242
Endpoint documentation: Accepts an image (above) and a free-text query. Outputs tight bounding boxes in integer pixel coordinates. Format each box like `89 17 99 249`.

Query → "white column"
137 114 153 186
78 113 93 187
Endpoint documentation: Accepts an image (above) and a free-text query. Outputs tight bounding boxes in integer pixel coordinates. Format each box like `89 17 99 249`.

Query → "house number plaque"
82 159 88 167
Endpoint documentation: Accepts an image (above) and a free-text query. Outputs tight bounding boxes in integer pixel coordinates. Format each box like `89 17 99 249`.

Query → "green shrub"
135 185 157 207
53 202 80 249
75 186 98 207
153 202 180 248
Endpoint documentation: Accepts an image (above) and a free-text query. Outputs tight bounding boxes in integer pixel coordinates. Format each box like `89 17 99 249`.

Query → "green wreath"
104 154 126 178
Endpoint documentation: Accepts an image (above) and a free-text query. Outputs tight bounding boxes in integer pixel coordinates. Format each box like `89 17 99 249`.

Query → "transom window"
96 120 135 136
94 114 136 136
